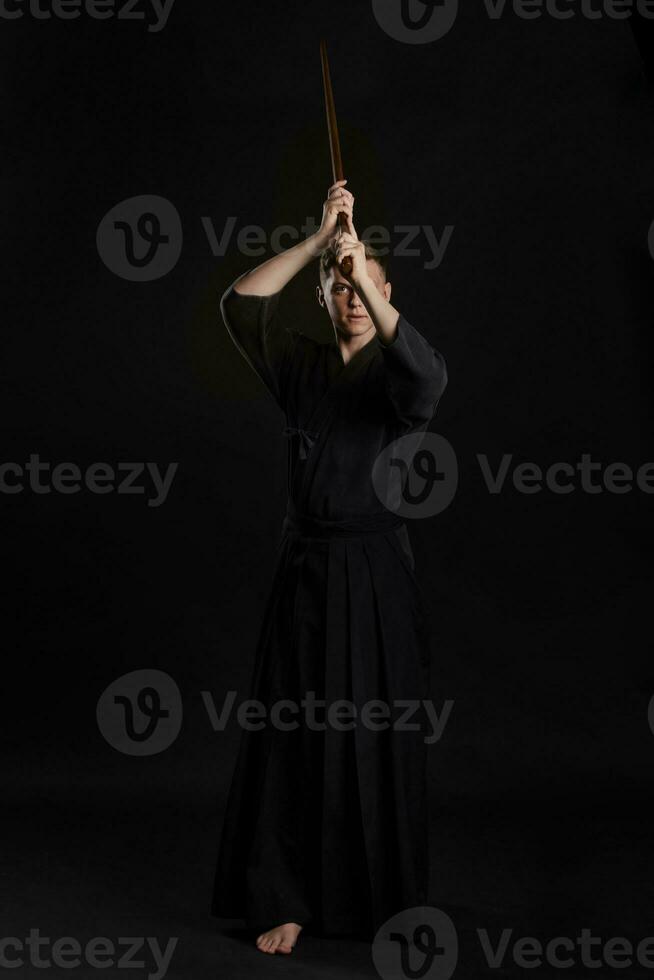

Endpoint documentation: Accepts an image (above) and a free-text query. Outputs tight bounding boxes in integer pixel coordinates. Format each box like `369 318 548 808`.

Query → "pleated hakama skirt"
211 506 432 939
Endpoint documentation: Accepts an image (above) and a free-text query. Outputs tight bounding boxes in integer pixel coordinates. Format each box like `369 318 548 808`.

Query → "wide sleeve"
379 314 448 430
220 274 300 408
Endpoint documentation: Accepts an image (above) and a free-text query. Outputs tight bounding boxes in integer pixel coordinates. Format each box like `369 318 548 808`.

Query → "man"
211 180 448 955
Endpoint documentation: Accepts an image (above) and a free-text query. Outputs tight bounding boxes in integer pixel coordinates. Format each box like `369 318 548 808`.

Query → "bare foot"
256 922 302 955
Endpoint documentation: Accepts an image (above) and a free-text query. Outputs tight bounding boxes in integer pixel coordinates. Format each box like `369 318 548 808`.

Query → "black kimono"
211 273 448 939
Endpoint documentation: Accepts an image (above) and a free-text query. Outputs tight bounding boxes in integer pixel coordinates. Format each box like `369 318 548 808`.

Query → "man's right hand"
315 180 355 250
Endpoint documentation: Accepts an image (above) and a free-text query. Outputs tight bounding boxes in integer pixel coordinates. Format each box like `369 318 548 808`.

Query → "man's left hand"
331 216 368 286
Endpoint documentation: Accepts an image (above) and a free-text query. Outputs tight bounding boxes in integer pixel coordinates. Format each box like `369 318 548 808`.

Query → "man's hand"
314 179 355 251
233 180 356 297
330 213 368 286
331 210 403 347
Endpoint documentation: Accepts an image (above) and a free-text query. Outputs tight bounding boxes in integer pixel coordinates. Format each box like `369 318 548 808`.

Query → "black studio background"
3 2 654 977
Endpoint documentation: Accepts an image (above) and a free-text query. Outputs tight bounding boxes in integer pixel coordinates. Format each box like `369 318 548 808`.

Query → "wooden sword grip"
320 40 353 277
337 215 353 277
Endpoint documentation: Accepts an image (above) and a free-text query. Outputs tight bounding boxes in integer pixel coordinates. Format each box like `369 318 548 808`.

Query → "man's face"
317 259 392 337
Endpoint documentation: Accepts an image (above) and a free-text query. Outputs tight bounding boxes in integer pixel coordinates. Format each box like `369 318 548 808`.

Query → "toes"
255 927 299 955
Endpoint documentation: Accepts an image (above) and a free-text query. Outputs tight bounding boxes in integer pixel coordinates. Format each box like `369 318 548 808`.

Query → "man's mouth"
347 314 368 320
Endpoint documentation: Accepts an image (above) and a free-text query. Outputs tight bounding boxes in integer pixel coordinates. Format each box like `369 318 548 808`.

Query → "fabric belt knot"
283 498 405 539
282 425 319 461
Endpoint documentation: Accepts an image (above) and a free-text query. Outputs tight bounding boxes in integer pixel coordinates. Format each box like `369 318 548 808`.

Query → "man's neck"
333 325 377 366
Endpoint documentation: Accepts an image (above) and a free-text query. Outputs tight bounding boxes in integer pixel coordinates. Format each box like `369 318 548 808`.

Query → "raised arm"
332 220 448 428
234 181 355 296
221 181 356 405
377 314 448 429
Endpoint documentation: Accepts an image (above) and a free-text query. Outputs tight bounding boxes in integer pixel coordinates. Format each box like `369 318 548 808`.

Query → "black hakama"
211 274 448 938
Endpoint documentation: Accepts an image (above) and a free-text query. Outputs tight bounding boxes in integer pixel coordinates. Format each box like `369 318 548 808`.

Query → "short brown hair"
319 239 389 283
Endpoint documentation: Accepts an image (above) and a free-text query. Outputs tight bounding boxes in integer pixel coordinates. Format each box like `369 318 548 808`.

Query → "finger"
327 205 353 221
327 200 353 214
327 192 354 208
325 197 354 211
337 242 364 258
327 186 353 201
331 226 353 244
345 213 358 238
328 179 348 193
